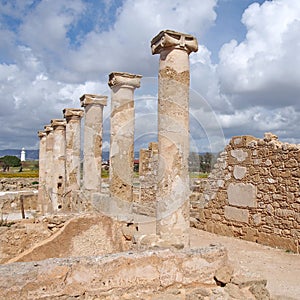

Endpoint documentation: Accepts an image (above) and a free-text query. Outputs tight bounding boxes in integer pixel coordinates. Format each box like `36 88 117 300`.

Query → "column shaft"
63 108 84 210
37 131 47 215
151 30 198 248
80 94 107 194
51 119 66 211
108 72 142 205
44 125 54 214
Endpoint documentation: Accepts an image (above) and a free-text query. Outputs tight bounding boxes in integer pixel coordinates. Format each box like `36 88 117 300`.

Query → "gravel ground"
190 227 300 300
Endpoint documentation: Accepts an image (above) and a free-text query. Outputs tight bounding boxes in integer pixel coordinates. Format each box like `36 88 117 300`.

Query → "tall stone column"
37 130 47 215
44 124 54 213
80 94 107 195
108 72 142 206
51 119 66 212
63 108 84 210
151 30 198 248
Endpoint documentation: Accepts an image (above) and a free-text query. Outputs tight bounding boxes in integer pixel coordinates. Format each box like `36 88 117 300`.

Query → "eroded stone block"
227 183 257 208
233 166 247 180
225 206 249 223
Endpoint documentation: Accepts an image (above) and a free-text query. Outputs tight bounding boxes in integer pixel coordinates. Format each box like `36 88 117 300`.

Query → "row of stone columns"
37 29 198 248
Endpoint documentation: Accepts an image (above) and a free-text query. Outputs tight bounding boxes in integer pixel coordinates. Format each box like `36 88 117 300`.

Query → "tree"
0 155 21 167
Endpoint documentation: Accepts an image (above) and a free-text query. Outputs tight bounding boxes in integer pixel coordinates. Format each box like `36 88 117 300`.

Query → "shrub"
0 155 21 167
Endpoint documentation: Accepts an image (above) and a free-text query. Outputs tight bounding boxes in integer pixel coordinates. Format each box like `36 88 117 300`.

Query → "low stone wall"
0 191 38 220
191 133 300 253
0 178 38 192
0 245 270 299
5 214 134 264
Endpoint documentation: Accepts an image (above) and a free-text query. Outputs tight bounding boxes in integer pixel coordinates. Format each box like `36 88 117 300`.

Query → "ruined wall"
0 191 38 220
135 142 158 217
191 133 300 253
0 178 38 192
0 245 270 300
6 214 134 264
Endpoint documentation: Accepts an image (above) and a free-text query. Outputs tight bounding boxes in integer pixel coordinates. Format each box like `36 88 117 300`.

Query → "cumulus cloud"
0 0 300 151
215 0 300 141
0 0 218 150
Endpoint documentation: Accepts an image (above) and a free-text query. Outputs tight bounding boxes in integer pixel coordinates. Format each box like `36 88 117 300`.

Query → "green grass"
190 172 209 179
0 170 39 178
101 169 109 178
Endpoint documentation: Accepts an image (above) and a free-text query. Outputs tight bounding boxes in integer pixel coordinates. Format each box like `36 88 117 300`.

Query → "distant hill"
0 149 39 160
0 150 214 162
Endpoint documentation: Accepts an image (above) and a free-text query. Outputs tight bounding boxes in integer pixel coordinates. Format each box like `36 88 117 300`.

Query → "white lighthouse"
21 147 26 162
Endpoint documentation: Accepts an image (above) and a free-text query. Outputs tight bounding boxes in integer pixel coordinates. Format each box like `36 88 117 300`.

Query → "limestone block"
0 246 229 299
230 149 248 162
224 206 249 223
233 165 247 180
227 183 257 208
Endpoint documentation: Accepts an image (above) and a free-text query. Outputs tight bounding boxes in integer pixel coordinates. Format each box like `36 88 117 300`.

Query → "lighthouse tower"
21 148 26 162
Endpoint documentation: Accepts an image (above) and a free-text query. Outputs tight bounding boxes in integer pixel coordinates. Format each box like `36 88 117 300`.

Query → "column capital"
38 131 47 138
63 108 84 121
44 124 53 133
151 29 198 55
80 94 107 107
108 72 142 89
51 119 66 129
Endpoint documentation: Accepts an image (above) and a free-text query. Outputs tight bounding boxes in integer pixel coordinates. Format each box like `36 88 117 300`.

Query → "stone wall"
191 133 300 253
0 178 38 192
135 142 158 217
0 191 38 220
0 245 270 299
5 214 134 264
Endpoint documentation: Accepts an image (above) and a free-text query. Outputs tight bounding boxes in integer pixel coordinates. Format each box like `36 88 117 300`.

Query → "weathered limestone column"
63 108 84 210
51 119 66 211
37 130 47 215
80 94 107 195
108 72 142 206
44 124 54 213
151 30 198 248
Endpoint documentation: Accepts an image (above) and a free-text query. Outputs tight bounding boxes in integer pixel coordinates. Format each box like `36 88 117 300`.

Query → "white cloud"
1 0 300 151
67 0 217 80
218 0 300 99
211 0 300 143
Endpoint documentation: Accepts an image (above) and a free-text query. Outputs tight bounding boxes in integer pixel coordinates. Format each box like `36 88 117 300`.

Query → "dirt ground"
190 228 300 300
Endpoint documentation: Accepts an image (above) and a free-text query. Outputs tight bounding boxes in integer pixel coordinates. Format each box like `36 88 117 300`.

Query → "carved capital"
63 108 84 121
38 131 47 138
151 30 198 55
44 125 53 134
80 94 107 108
51 119 66 129
108 72 142 89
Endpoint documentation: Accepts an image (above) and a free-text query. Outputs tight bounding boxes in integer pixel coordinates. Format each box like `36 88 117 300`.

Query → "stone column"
151 30 198 248
80 94 107 195
108 72 142 207
44 124 54 213
63 108 84 210
37 130 47 215
51 119 66 212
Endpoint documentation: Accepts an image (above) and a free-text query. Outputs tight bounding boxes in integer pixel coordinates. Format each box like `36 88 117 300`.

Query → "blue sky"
0 0 299 153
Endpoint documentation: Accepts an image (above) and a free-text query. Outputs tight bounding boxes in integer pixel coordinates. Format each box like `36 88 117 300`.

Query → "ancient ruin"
108 72 142 207
2 29 300 299
191 133 300 252
152 29 198 249
80 94 107 195
37 131 46 214
63 108 84 210
50 119 67 212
